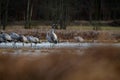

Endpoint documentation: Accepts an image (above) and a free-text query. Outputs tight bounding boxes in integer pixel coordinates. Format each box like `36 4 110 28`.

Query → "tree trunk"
25 0 33 29
88 0 93 25
93 0 101 30
0 1 1 28
1 0 9 30
59 0 67 30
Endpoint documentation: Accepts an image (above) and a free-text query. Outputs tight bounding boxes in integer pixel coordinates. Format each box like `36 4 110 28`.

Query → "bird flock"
0 26 84 49
0 28 58 45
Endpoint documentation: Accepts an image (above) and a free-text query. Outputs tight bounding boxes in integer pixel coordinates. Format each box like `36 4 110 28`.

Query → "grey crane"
0 31 12 42
10 32 20 42
9 32 21 47
19 35 29 46
46 29 58 44
27 36 40 47
0 34 4 43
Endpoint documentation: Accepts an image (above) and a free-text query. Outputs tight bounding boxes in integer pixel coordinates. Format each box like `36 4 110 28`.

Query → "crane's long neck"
51 29 55 33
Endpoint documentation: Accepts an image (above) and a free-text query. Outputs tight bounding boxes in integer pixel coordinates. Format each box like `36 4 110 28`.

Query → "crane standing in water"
0 31 12 43
46 24 58 44
27 36 40 47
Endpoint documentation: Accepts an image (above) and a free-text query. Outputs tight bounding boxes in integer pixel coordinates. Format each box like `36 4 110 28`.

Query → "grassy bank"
3 25 120 31
0 25 120 43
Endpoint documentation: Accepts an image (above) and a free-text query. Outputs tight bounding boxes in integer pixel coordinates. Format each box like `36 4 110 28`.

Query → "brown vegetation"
0 46 120 80
5 29 120 42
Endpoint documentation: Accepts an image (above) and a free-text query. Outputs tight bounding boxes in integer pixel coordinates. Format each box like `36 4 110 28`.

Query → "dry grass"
0 46 120 80
2 25 119 42
3 29 120 42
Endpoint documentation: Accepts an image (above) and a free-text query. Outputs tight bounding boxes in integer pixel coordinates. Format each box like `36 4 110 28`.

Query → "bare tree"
0 0 9 30
0 0 1 27
59 0 68 29
25 0 33 29
93 0 101 30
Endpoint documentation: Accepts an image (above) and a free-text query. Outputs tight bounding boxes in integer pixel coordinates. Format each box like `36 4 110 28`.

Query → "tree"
59 0 69 29
0 0 1 27
0 0 9 30
50 0 59 29
0 0 120 27
93 0 101 30
25 0 33 29
87 0 94 25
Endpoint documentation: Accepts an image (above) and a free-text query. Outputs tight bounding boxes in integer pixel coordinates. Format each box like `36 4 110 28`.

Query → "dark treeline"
0 0 120 29
7 0 120 20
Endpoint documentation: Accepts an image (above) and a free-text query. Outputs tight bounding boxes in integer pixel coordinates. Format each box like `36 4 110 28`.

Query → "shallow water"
0 42 120 48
